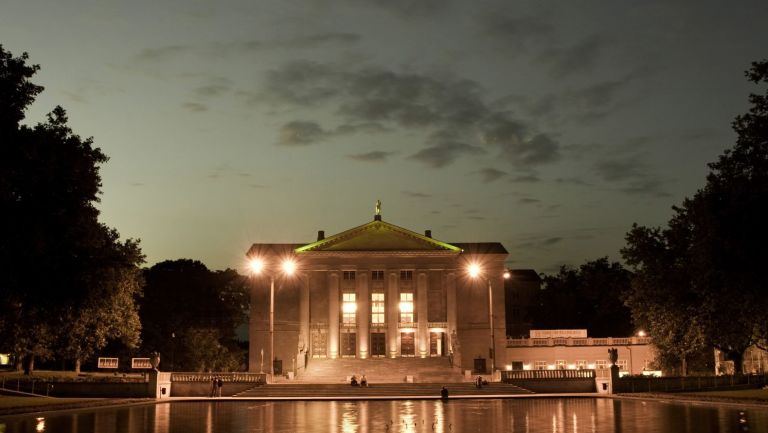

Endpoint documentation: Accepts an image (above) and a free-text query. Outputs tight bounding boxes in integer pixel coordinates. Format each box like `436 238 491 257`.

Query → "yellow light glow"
503 271 511 279
282 259 296 275
523 364 531 370
567 364 576 370
399 302 413 313
505 364 512 371
587 364 595 369
468 263 481 278
637 330 646 337
36 417 45 433
249 258 264 274
342 302 357 313
547 365 555 370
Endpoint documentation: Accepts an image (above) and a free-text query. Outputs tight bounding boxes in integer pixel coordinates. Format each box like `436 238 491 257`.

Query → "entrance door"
311 328 327 358
371 333 386 357
341 332 356 357
429 332 443 356
474 358 487 373
400 332 415 356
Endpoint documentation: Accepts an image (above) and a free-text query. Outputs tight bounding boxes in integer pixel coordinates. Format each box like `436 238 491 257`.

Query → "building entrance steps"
233 382 534 398
290 357 463 384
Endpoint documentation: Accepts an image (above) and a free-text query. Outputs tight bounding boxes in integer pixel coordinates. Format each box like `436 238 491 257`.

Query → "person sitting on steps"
360 375 368 387
350 375 358 386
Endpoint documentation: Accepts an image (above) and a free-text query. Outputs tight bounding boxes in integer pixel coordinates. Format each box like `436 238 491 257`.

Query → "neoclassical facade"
246 213 508 375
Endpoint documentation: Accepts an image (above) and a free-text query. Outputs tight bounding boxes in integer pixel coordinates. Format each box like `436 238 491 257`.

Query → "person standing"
216 377 224 397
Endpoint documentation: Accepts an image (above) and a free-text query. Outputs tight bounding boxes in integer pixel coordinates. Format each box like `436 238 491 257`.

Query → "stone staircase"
289 357 463 384
234 382 533 398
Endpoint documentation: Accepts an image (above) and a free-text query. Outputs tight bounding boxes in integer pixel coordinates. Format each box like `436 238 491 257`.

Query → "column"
358 272 369 359
387 271 399 358
417 271 429 358
299 272 310 369
328 272 339 359
446 272 460 367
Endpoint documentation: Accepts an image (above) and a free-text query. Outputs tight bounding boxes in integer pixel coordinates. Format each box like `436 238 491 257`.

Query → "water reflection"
0 398 766 432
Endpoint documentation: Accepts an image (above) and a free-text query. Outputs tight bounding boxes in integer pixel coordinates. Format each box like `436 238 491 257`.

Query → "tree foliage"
0 45 144 373
622 59 768 374
140 259 249 372
532 258 634 337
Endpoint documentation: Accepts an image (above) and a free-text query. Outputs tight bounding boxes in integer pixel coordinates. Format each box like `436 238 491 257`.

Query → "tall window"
399 292 414 323
371 292 385 324
400 270 413 281
371 270 384 280
343 271 356 280
555 360 566 370
534 360 547 370
595 360 607 369
617 359 628 371
342 292 356 325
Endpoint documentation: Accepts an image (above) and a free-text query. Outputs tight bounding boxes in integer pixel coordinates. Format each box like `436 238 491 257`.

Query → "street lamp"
249 257 296 378
467 264 511 374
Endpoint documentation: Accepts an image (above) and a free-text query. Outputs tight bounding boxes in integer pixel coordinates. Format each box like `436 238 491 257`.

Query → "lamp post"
249 257 296 378
468 264 511 374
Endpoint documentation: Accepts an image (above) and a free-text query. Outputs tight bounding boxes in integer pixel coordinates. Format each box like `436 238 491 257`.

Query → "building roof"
295 218 462 252
507 269 541 281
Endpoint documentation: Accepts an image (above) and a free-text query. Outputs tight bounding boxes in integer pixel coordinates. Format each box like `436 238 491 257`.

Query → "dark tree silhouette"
0 45 144 373
623 59 768 374
140 259 249 372
532 258 634 338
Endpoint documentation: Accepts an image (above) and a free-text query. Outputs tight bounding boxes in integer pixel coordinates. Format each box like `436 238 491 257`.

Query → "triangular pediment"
295 220 461 252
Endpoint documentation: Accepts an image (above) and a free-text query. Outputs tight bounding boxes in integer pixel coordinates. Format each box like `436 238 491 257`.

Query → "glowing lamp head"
249 258 264 274
468 264 481 278
503 270 511 279
637 330 646 337
282 259 296 275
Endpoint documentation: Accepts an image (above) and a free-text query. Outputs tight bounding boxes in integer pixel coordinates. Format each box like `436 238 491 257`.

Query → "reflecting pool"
1 398 766 433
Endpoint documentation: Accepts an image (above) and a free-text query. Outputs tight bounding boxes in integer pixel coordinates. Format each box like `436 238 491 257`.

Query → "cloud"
408 140 485 168
537 34 608 78
510 173 541 183
278 121 327 145
261 61 560 169
345 0 450 17
347 151 395 162
401 190 432 198
480 117 560 166
542 237 563 245
518 197 540 205
477 167 507 183
620 180 671 197
595 156 647 181
482 12 554 52
195 77 233 97
182 102 208 112
136 45 192 61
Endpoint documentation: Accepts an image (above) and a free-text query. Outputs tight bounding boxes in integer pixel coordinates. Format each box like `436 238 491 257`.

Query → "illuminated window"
576 360 587 369
342 292 356 325
617 359 628 371
555 360 566 369
343 271 356 280
371 270 384 280
371 292 385 324
400 270 413 281
399 292 414 323
534 360 547 370
595 360 607 369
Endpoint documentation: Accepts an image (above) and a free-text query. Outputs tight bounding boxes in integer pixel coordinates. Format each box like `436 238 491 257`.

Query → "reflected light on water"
34 418 44 433
2 397 768 432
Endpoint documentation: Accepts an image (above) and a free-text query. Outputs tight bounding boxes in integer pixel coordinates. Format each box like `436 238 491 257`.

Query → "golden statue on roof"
375 199 381 216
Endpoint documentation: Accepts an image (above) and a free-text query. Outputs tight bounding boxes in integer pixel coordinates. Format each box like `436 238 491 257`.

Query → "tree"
0 45 144 373
622 60 768 374
532 258 634 337
140 260 249 372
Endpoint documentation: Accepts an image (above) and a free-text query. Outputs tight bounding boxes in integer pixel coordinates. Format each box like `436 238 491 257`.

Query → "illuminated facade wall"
246 216 508 374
